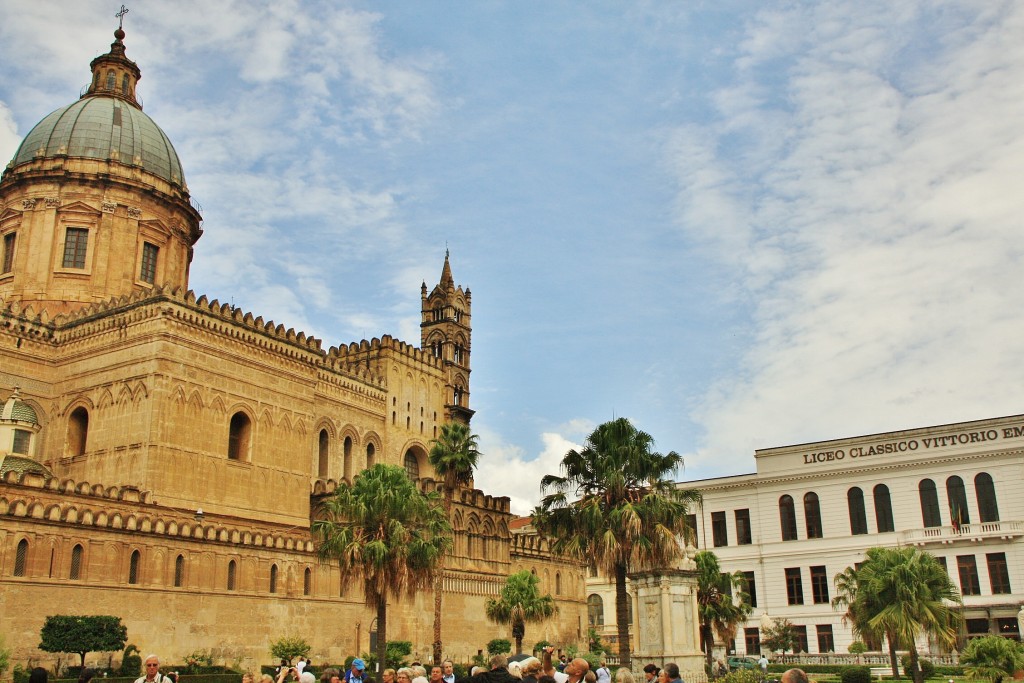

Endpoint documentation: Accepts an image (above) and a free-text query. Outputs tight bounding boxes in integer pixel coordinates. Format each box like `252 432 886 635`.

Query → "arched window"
847 487 868 535
587 594 604 626
919 479 942 527
70 544 83 580
804 492 822 539
453 386 464 407
106 70 116 89
14 538 28 576
128 549 140 585
873 484 894 533
174 555 185 587
975 473 999 523
404 451 419 480
227 560 237 590
344 436 353 481
318 429 329 478
946 476 970 527
366 442 376 469
556 572 562 595
67 406 89 457
121 74 130 95
228 412 251 461
270 564 278 593
304 567 312 596
779 495 798 541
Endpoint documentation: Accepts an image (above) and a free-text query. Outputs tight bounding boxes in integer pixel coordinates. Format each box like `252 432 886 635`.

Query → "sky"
2 2 1022 516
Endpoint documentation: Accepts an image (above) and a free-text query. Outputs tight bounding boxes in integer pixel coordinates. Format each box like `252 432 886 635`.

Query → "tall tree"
832 547 961 683
485 570 558 654
532 417 700 668
695 551 752 672
313 464 452 673
427 422 482 664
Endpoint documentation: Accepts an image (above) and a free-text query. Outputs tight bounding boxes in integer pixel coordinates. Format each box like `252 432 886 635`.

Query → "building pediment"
55 200 103 219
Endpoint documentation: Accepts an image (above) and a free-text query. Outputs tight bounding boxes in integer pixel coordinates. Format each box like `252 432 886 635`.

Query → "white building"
586 413 1024 657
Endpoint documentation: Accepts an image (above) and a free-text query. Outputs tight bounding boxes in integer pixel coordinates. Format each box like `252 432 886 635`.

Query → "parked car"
728 657 758 670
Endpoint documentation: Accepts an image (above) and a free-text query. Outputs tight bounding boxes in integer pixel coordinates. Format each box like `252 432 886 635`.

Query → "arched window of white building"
946 476 970 527
847 487 868 535
803 492 822 539
587 594 604 626
779 495 798 541
919 479 942 527
974 472 999 523
873 484 894 533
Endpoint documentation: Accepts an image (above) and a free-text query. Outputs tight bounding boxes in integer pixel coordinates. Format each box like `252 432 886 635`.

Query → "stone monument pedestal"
630 551 706 682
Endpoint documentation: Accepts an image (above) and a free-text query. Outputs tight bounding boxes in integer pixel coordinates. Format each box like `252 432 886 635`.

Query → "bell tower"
421 251 473 423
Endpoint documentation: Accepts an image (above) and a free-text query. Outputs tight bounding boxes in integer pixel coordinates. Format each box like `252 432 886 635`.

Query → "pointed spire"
440 249 454 289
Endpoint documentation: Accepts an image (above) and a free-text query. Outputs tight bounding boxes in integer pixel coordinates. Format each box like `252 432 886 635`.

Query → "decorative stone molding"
127 206 142 218
101 201 117 213
44 197 60 208
21 199 36 210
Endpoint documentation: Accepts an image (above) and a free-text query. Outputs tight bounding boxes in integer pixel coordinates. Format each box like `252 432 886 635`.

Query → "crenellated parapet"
1 285 444 392
0 295 57 341
328 334 444 371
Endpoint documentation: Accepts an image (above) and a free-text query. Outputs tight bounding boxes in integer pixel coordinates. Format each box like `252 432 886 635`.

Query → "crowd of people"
30 650 805 683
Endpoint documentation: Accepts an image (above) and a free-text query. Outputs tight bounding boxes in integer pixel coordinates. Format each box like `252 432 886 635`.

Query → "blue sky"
2 2 1022 514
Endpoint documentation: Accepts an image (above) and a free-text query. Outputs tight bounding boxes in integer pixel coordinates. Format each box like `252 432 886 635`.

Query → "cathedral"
0 25 584 668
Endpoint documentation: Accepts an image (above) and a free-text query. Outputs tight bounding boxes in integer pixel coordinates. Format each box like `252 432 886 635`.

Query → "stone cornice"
0 473 315 553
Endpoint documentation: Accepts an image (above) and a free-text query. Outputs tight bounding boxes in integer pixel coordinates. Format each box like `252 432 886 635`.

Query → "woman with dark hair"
78 669 97 683
641 666 659 683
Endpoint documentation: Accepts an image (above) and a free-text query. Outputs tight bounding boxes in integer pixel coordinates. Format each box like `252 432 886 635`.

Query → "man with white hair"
134 655 171 683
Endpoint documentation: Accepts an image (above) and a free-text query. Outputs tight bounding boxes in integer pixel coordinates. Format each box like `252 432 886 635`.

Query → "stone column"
630 549 705 682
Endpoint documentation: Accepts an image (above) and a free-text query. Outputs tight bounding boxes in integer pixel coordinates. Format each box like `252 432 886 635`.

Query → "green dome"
10 400 37 425
0 454 52 479
10 96 185 187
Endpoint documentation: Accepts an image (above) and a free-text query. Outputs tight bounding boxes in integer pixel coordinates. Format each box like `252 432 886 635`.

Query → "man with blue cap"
345 660 369 683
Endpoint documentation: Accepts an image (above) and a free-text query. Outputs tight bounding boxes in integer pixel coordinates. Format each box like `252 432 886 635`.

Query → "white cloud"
473 423 585 516
668 2 1024 474
0 102 18 164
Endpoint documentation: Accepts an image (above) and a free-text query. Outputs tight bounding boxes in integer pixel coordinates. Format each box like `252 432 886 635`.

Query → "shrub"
487 640 511 656
121 645 142 677
900 655 936 680
721 670 761 683
840 666 872 683
848 642 867 656
0 636 10 678
961 635 1024 683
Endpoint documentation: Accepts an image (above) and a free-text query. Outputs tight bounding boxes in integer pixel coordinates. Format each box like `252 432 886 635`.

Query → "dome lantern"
84 26 143 109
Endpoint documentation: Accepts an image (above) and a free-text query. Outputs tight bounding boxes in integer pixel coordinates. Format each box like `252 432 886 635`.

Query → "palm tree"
960 635 1024 683
832 565 890 669
427 422 482 664
485 570 558 655
832 547 961 683
695 550 752 673
532 417 700 668
313 464 452 672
